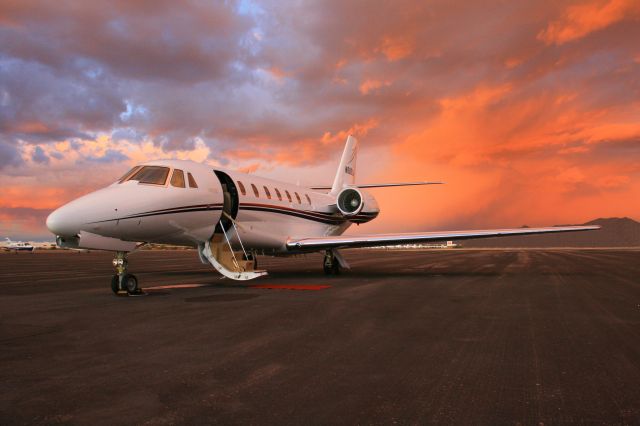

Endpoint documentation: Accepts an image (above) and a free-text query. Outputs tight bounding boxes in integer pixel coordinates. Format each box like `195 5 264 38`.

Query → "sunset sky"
1 0 639 240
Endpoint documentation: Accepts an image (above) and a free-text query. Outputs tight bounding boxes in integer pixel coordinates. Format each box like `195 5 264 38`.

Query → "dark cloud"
32 145 49 164
0 140 22 169
0 57 123 143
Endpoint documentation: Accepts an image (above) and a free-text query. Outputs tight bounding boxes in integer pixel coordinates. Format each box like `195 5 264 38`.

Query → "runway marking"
144 284 208 290
249 284 330 291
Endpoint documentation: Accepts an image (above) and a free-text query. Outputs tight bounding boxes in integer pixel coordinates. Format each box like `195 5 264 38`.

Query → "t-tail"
313 135 443 192
330 135 358 195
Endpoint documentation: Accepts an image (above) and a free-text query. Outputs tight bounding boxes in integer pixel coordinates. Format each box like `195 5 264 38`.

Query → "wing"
286 225 600 250
310 182 444 190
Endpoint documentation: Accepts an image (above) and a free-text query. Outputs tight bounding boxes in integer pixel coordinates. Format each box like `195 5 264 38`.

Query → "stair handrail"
223 211 249 260
219 220 241 271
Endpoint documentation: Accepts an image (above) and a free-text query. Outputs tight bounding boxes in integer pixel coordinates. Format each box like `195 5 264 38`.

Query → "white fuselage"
46 160 379 254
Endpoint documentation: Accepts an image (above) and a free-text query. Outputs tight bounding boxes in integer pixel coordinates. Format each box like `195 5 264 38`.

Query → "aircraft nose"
46 205 80 237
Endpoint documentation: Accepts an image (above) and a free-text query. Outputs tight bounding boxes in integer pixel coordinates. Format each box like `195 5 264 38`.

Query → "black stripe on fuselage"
86 202 377 225
239 203 346 225
87 204 224 224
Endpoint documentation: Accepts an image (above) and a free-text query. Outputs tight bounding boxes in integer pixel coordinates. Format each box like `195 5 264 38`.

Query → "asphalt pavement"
1 249 639 425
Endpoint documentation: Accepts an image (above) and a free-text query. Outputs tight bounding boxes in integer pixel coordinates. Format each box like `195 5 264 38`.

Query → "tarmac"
1 249 639 425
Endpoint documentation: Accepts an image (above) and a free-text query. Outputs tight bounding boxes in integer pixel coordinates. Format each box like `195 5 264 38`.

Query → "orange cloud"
268 67 288 81
320 119 379 145
12 121 52 134
359 79 391 94
366 80 640 232
596 174 630 189
238 163 261 174
0 186 79 210
379 36 414 61
538 0 640 45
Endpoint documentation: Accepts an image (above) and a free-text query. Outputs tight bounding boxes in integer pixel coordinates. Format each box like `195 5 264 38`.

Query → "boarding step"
200 236 267 281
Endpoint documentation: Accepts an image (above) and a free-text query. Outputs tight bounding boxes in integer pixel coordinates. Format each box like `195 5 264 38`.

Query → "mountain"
461 217 640 248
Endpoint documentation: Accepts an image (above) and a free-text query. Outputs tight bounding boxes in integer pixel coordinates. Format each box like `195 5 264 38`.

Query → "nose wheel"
111 251 141 295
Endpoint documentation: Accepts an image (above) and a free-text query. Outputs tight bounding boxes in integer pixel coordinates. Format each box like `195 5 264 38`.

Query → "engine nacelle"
337 188 364 216
336 188 379 223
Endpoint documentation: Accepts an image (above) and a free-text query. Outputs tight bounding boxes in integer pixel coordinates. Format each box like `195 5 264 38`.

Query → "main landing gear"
111 251 141 296
323 250 341 275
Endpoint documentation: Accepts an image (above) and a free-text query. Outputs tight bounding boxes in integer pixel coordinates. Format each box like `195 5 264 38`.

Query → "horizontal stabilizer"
311 181 444 190
286 225 601 251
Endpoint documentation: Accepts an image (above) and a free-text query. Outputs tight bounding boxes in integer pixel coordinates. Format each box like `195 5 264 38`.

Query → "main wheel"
323 264 333 275
332 262 341 275
110 275 119 294
122 274 139 294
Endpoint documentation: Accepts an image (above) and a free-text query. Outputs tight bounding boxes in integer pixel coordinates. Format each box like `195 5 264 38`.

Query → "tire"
323 264 332 275
123 274 139 294
111 275 120 294
332 262 341 275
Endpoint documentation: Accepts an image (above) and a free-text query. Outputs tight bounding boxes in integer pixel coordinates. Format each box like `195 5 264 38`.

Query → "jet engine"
337 188 364 216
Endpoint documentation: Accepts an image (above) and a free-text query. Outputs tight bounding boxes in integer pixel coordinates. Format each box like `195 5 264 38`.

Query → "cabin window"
274 188 282 201
263 186 272 199
187 173 198 188
118 166 141 183
251 183 260 197
305 194 312 205
285 190 292 202
170 169 186 188
128 166 170 185
294 192 302 204
237 181 246 195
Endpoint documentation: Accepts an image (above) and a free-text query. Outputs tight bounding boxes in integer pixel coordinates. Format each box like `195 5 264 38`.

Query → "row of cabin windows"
236 181 312 205
119 166 198 188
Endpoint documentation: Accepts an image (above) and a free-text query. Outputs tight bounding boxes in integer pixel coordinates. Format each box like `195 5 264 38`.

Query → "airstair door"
200 170 266 280
213 170 239 234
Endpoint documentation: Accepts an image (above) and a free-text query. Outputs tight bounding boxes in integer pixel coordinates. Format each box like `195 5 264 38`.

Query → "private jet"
46 136 599 295
2 237 35 252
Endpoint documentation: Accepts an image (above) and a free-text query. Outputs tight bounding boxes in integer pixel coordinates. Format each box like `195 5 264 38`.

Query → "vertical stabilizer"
330 135 358 195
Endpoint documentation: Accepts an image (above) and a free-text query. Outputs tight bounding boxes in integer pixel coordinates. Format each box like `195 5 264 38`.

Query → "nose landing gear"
111 251 141 295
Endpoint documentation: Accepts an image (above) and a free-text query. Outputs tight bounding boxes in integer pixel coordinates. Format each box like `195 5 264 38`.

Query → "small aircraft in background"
2 237 35 253
46 136 599 295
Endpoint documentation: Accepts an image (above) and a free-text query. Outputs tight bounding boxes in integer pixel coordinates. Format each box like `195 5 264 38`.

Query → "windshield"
117 166 141 183
127 166 170 185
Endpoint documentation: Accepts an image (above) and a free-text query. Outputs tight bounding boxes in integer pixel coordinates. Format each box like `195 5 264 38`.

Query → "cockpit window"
187 173 198 188
118 166 141 183
170 169 185 188
127 166 170 185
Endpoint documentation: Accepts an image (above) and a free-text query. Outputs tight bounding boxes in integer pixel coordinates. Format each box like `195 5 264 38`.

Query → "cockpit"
117 165 199 188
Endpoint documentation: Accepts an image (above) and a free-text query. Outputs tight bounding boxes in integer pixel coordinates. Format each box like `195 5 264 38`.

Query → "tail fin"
330 135 358 195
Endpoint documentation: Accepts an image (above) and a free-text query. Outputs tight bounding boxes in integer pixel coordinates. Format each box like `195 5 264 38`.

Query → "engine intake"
337 188 363 216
